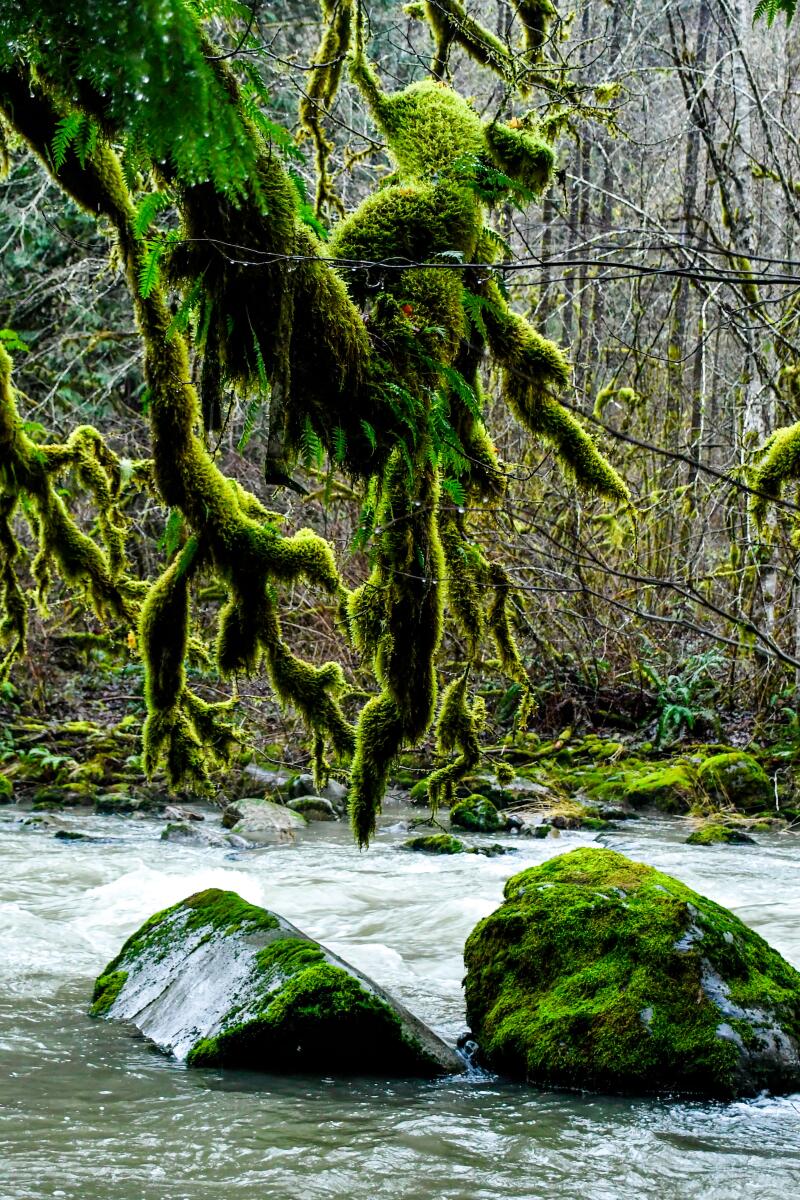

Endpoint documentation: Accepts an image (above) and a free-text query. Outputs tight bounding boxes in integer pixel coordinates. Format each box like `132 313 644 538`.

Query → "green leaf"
138 239 163 299
441 477 466 506
300 417 324 469
160 508 184 559
0 329 29 353
333 425 347 465
754 0 796 25
134 191 171 238
237 395 263 452
51 113 83 171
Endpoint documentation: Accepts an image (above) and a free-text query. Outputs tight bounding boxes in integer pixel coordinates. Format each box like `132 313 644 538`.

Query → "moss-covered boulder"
622 764 697 813
464 848 800 1098
686 823 756 846
286 796 339 821
403 833 466 854
450 794 505 832
0 773 13 803
92 888 461 1077
697 752 772 813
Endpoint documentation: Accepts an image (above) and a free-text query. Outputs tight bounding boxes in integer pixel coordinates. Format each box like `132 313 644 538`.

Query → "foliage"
639 650 724 747
0 0 629 846
753 0 797 26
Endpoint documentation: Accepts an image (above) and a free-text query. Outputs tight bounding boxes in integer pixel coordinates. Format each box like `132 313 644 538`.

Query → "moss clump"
187 956 425 1075
464 847 800 1097
0 774 14 801
686 823 756 846
622 764 698 813
90 970 128 1016
697 752 773 813
451 793 505 832
403 833 466 854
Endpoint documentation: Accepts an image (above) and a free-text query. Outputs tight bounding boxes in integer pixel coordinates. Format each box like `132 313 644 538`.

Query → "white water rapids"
1 804 799 1199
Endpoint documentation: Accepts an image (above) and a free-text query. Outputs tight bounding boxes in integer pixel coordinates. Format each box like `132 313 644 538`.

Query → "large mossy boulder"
463 848 800 1098
697 752 772 812
92 888 461 1077
450 794 505 832
622 764 697 813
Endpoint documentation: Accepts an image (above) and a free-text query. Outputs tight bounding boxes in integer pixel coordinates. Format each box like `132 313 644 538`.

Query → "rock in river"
221 798 307 844
91 888 461 1077
464 847 800 1098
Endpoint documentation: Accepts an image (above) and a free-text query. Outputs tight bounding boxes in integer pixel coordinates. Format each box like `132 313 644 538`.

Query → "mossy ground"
464 847 800 1097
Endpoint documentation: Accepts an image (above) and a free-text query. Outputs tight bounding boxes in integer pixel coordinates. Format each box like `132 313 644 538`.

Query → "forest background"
2 0 800 829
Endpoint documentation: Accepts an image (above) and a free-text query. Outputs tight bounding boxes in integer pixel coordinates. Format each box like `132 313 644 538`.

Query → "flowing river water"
2 803 800 1200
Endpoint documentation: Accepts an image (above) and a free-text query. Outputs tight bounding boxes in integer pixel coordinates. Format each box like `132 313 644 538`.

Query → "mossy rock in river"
463 848 800 1098
450 794 505 832
403 833 466 854
91 888 461 1077
686 823 756 846
697 752 772 813
622 764 698 813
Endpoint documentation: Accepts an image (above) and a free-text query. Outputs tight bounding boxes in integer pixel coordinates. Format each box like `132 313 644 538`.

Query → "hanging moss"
411 668 485 807
299 0 356 214
0 13 629 847
751 422 800 524
0 343 140 653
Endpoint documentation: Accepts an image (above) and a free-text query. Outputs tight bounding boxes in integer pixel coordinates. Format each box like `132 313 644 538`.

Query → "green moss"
464 848 800 1097
90 970 128 1016
1 36 630 857
185 936 431 1075
483 121 554 193
622 764 698 813
697 752 772 813
95 889 280 984
751 421 800 524
403 833 466 854
182 889 281 937
451 793 504 832
686 823 755 846
0 774 12 800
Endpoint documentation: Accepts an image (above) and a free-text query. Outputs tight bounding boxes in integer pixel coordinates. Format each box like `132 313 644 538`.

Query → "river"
2 805 799 1199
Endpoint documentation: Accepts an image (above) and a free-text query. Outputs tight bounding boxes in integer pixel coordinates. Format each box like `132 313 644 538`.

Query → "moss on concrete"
464 847 800 1097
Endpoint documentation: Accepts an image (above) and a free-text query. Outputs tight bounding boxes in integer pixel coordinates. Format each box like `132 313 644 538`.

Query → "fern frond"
237 395 263 452
300 417 324 469
138 239 163 299
134 191 171 238
51 114 83 171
